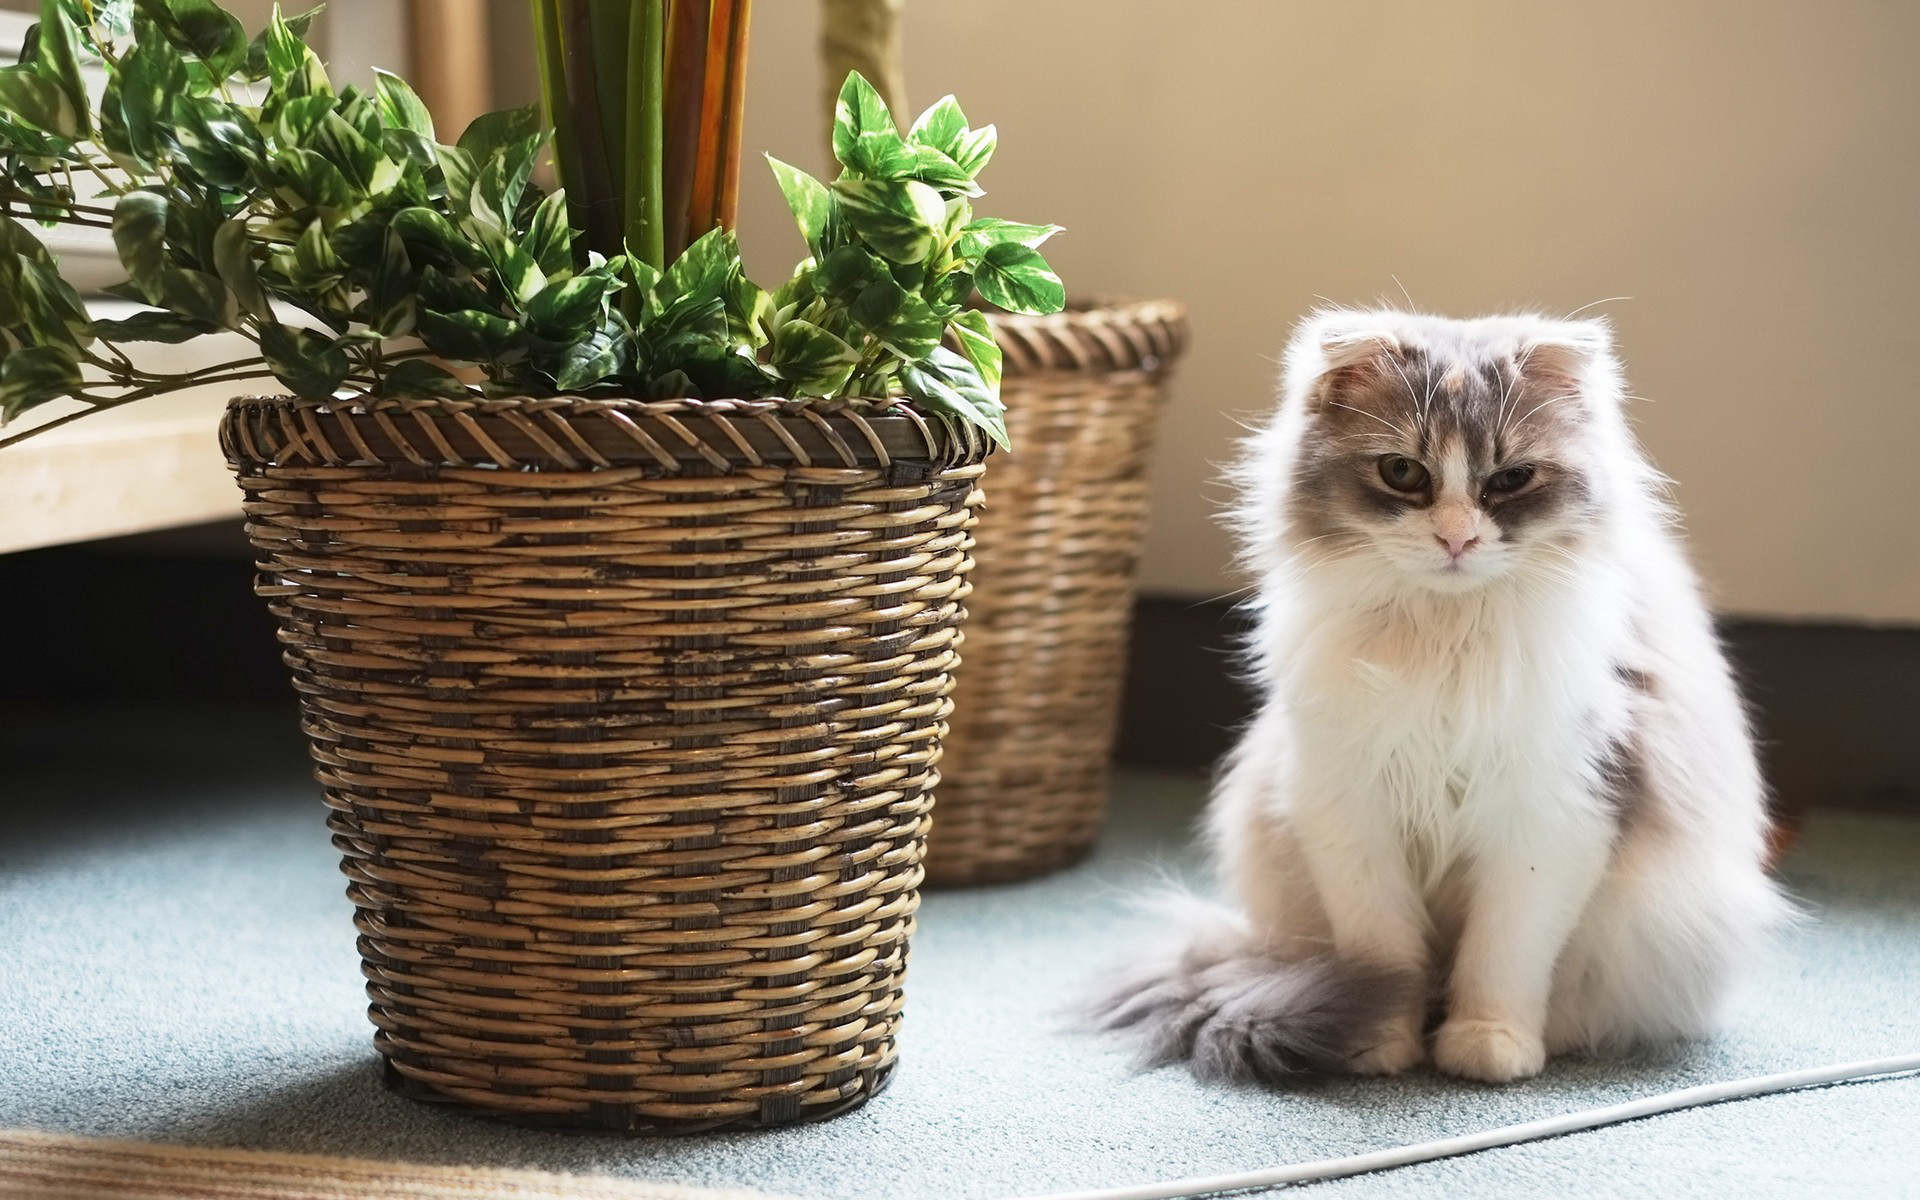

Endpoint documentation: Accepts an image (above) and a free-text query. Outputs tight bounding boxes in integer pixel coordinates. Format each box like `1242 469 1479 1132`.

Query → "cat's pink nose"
1437 534 1480 559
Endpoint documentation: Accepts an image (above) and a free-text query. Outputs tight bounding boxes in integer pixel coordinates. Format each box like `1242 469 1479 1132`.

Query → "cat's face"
1288 335 1603 590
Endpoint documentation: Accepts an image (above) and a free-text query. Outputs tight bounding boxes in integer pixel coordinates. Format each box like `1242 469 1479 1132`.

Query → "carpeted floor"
3 702 1918 1200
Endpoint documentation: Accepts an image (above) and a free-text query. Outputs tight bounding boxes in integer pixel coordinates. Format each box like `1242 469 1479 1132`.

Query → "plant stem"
715 0 752 229
686 0 734 242
530 0 587 266
587 0 632 241
558 0 623 260
662 0 711 260
625 0 666 274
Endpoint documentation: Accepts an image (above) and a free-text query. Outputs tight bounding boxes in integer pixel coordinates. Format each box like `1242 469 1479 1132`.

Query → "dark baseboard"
1117 596 1920 817
5 529 1915 816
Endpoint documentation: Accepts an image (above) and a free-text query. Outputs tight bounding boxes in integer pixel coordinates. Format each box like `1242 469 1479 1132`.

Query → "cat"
1090 307 1790 1083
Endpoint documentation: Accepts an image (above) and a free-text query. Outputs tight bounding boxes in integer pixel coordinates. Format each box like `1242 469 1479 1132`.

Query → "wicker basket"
221 394 987 1132
925 299 1188 886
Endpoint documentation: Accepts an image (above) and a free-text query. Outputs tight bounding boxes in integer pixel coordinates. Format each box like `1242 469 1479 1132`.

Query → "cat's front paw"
1433 1018 1545 1083
1348 1015 1426 1075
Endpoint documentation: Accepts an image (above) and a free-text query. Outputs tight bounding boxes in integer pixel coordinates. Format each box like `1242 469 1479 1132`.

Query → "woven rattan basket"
926 299 1188 886
220 394 987 1132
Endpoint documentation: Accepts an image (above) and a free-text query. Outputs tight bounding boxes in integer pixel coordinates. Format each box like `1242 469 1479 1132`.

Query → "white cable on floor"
1009 1053 1920 1200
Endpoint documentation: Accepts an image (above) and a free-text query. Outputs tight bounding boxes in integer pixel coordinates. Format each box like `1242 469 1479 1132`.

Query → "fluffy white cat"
1092 308 1789 1083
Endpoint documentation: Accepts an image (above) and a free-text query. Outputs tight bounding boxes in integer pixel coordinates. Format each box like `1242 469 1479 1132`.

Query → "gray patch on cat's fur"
1597 727 1653 832
1083 899 1418 1083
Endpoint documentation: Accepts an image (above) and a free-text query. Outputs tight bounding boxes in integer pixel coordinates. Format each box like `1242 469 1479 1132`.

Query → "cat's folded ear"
1517 318 1615 390
1283 311 1404 409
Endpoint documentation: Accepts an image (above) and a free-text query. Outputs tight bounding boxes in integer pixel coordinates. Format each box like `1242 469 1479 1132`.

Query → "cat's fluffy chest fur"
1091 308 1786 1086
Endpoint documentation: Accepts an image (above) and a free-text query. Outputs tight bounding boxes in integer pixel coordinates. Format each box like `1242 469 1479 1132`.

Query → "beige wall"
16 1 1913 622
728 1 1920 625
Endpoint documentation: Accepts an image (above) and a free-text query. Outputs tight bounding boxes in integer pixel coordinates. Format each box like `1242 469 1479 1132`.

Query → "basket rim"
220 393 990 473
983 295 1189 376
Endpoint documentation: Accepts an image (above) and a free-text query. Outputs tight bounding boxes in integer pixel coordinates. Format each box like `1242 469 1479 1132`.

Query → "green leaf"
88 309 221 343
272 146 355 211
154 267 239 327
372 67 434 141
141 0 247 78
111 34 185 165
312 110 382 190
418 307 520 365
951 123 997 178
655 227 737 311
525 273 611 331
0 66 84 138
832 70 912 177
0 213 53 265
908 144 982 196
391 206 488 272
830 178 946 265
242 4 320 81
175 96 269 189
258 3 328 94
815 245 886 300
111 191 169 290
415 265 491 313
906 95 967 156
30 5 92 139
521 189 571 276
848 273 906 330
949 309 1003 392
366 226 415 336
258 322 349 400
432 143 477 215
15 258 93 349
456 104 540 162
552 326 626 391
0 344 84 420
771 319 858 396
469 137 540 230
272 92 332 147
289 219 345 290
974 242 1065 315
382 358 468 400
899 345 1008 449
726 271 772 348
212 216 270 322
958 218 1063 258
473 223 544 305
875 290 944 360
766 156 829 248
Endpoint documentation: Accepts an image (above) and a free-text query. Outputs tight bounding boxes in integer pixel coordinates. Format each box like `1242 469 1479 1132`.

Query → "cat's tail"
1082 891 1415 1083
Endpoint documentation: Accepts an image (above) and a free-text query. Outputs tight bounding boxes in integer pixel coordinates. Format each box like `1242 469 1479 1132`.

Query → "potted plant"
812 2 1191 885
0 0 1062 1131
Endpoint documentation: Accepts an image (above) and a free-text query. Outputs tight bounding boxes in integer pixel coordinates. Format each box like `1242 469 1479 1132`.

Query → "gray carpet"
3 702 1918 1200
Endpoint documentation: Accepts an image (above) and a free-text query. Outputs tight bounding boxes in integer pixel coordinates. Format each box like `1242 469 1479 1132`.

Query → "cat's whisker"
1326 401 1412 438
1511 392 1580 428
1561 295 1631 321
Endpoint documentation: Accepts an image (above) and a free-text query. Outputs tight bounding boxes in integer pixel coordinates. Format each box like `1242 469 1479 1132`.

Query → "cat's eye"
1484 465 1536 495
1377 455 1430 492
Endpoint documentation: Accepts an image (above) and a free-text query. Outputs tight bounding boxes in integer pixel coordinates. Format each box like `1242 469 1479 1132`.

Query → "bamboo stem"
685 0 735 243
407 0 494 141
626 0 667 271
587 0 632 238
530 0 588 265
820 0 906 163
559 0 622 259
662 0 712 260
715 0 752 229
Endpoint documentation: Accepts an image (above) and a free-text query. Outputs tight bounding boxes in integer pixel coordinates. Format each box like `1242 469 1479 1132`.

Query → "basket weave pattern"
222 396 985 1131
927 300 1188 885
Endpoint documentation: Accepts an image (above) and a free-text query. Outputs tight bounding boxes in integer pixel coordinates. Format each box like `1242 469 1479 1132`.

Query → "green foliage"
0 0 1062 451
